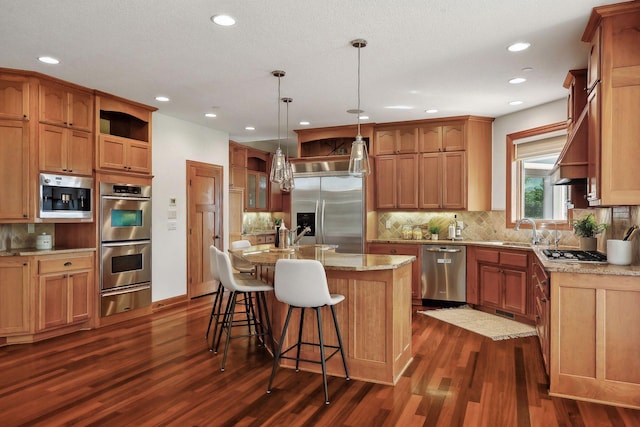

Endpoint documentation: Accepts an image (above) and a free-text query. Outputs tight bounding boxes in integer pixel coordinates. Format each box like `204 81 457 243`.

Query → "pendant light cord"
357 43 361 138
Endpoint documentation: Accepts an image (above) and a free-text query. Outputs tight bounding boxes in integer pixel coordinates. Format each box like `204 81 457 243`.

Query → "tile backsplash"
0 224 55 251
376 207 640 265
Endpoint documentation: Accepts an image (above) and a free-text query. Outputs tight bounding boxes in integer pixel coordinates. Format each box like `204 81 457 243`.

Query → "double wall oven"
100 181 152 317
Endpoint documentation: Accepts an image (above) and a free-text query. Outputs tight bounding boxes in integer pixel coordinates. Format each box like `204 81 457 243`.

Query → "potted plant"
572 213 606 250
428 224 441 240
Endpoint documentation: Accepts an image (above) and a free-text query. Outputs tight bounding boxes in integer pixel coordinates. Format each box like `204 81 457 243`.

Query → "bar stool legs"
214 290 273 372
267 304 350 405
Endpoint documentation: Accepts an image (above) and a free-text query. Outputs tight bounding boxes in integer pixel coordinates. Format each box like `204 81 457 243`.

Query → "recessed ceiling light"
299 121 310 126
359 115 369 120
385 105 413 110
245 126 255 131
38 56 60 64
522 67 533 73
425 109 438 114
509 100 523 106
211 14 236 26
508 42 530 52
205 113 217 118
509 77 527 85
155 96 170 102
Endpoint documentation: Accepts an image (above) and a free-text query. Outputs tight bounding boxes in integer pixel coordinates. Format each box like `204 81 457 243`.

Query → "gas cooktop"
542 249 608 263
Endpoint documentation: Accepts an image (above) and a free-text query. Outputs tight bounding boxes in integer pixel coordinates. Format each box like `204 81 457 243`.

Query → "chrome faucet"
515 218 539 244
293 226 312 245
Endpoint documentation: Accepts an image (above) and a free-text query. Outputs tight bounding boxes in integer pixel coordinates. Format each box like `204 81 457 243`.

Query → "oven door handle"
101 284 151 297
102 240 151 247
101 196 151 202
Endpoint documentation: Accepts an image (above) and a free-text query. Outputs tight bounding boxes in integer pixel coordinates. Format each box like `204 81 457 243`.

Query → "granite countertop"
371 238 640 277
370 238 534 249
530 245 640 277
231 244 415 271
0 247 96 257
242 230 276 236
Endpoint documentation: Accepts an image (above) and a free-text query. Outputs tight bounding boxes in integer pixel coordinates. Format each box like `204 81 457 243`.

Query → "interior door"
187 161 223 298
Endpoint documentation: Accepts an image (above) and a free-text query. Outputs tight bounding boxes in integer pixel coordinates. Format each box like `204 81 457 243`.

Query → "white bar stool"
214 250 274 371
267 259 350 405
205 245 255 350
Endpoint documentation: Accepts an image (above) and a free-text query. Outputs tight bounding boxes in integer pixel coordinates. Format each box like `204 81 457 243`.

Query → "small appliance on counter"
35 233 53 250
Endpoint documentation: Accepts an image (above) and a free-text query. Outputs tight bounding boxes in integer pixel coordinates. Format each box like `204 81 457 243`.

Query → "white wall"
491 98 566 210
151 113 229 301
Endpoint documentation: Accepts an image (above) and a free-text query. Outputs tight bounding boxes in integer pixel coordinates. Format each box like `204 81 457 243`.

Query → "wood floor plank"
1 297 639 426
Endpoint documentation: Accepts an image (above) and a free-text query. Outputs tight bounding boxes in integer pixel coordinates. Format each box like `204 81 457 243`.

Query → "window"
506 122 572 230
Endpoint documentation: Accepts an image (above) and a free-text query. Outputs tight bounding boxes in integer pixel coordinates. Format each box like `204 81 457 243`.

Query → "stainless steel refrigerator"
291 160 364 254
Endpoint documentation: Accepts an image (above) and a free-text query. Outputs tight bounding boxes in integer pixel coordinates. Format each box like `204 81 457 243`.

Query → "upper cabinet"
0 71 34 222
0 120 31 221
296 124 374 158
39 81 93 132
38 80 94 176
375 116 493 211
583 2 640 206
246 149 269 211
96 92 156 175
0 73 30 121
419 122 466 153
229 142 247 189
374 126 418 155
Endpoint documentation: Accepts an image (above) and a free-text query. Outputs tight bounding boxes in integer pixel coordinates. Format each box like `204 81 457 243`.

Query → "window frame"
506 121 573 231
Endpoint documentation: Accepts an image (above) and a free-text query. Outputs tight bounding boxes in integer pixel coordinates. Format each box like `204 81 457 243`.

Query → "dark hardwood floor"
1 296 638 426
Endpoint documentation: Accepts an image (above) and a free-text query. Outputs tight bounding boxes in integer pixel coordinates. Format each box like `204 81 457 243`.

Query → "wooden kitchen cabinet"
375 154 418 209
229 142 247 189
39 124 92 175
368 243 421 305
0 73 30 120
98 134 151 174
246 149 269 211
96 92 155 176
374 126 418 155
550 272 640 409
0 119 31 221
470 246 532 323
37 253 93 332
39 80 93 132
583 2 640 206
419 151 466 209
0 257 31 337
418 122 466 153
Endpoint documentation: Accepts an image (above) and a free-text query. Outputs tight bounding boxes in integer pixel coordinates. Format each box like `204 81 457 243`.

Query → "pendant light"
280 97 295 192
270 70 286 184
348 38 371 177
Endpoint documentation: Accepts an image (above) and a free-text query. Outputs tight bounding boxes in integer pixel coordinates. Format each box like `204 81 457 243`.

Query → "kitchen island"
230 244 415 385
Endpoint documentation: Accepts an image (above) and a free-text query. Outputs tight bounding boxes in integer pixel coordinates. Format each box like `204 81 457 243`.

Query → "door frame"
186 160 224 299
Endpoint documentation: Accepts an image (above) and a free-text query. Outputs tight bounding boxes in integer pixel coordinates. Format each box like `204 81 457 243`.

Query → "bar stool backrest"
216 250 243 292
274 259 332 308
230 240 252 250
209 245 221 283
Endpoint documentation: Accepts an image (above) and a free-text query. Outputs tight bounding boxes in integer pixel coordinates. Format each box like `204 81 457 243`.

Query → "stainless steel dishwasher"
421 245 466 303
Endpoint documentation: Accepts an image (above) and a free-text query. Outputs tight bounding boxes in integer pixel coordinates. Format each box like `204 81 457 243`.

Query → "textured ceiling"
0 0 621 152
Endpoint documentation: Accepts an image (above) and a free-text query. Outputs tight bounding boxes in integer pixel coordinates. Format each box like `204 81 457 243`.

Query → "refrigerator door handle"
314 199 320 244
320 199 326 244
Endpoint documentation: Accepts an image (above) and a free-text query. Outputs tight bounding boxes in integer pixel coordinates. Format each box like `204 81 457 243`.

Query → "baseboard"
152 294 189 312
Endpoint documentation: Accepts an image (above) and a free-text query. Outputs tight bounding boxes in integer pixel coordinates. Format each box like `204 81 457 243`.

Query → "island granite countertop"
230 244 415 271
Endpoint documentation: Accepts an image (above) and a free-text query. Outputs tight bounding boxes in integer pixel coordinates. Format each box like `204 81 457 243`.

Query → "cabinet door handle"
64 261 72 267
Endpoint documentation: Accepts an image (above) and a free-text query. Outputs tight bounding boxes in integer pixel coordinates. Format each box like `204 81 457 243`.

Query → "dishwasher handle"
423 247 462 253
